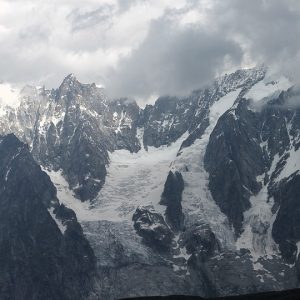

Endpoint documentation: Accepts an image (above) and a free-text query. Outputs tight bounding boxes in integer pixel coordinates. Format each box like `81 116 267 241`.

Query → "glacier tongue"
45 130 189 223
89 130 189 222
171 89 242 250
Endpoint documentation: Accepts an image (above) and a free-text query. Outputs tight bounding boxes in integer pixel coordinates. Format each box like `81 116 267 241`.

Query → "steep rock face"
0 75 143 201
272 173 300 261
108 98 141 152
142 67 266 150
32 75 114 201
160 171 185 231
204 99 266 234
205 86 300 251
0 134 96 300
142 96 197 148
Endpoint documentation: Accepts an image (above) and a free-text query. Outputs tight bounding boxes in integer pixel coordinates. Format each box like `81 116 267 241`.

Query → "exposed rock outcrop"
133 205 173 251
160 171 185 231
181 223 220 260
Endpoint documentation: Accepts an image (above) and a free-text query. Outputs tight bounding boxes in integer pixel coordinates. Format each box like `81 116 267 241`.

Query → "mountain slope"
0 134 96 300
0 67 299 298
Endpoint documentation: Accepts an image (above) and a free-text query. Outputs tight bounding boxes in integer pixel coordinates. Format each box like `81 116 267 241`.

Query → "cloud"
105 15 243 98
284 85 300 108
106 0 300 98
0 0 300 101
285 96 300 108
68 5 114 32
214 0 300 81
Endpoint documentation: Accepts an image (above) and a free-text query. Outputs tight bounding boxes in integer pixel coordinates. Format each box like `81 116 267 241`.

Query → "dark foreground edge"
120 288 300 300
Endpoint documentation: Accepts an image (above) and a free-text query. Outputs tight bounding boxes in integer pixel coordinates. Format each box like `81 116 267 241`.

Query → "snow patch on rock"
245 72 292 103
48 207 67 234
276 147 300 182
44 168 92 222
236 174 279 260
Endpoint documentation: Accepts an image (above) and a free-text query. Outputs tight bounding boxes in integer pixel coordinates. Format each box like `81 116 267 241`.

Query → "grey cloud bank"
0 0 300 100
105 15 243 98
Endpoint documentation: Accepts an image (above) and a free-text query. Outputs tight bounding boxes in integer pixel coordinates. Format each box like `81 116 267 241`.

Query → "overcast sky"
0 0 299 101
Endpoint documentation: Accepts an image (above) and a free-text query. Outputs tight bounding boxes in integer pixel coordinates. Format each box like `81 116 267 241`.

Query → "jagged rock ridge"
0 67 299 299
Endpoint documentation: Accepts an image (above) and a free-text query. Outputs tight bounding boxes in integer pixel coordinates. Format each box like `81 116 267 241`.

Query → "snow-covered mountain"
0 66 299 299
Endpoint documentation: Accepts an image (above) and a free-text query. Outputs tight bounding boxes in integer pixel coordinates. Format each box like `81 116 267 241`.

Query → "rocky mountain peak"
0 66 299 299
57 73 82 97
62 73 78 84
